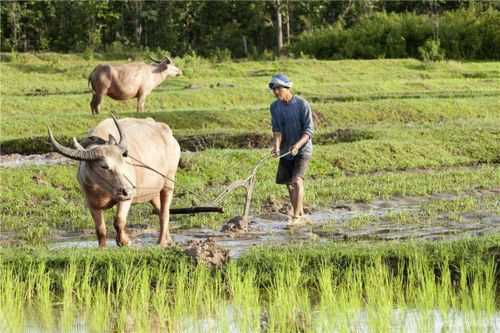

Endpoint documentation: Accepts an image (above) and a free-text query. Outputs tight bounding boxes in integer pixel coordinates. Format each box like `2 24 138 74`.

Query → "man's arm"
270 103 282 156
271 131 282 157
290 133 310 156
290 101 314 156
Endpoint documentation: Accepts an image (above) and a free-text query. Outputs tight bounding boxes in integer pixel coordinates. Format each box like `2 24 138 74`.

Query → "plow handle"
169 206 224 215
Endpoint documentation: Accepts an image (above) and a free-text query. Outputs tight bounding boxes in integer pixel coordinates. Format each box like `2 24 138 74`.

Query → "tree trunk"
285 0 290 45
10 2 18 50
275 0 283 56
242 35 248 57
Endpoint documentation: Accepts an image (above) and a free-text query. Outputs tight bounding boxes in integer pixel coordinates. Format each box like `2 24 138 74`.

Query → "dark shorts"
276 155 310 185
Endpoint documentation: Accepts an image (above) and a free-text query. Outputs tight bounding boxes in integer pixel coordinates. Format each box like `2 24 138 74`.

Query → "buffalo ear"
158 62 168 71
108 134 118 145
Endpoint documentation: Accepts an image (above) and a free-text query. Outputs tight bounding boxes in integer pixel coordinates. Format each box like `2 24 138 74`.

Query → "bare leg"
287 184 294 216
150 195 161 215
114 200 132 246
158 187 174 247
90 208 107 247
137 94 146 113
290 177 305 218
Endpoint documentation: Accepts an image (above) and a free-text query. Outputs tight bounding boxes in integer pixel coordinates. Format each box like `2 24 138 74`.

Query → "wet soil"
0 153 73 168
45 189 499 258
184 238 230 267
220 216 249 233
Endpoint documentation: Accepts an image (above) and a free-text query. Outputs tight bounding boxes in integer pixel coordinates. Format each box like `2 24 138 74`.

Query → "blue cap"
268 73 293 90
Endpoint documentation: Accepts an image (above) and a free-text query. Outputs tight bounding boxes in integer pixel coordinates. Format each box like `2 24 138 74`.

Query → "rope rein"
126 151 291 206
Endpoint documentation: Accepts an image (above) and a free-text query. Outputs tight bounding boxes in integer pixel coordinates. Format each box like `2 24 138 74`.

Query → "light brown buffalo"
88 56 182 114
49 116 181 247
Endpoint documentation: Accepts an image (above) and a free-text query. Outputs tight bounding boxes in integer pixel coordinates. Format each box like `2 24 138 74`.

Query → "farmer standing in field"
269 74 314 226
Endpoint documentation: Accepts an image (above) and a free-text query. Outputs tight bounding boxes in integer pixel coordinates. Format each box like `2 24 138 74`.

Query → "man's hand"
290 144 300 156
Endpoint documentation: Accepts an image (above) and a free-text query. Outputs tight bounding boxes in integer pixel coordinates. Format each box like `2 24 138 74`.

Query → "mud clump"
262 197 312 215
221 216 249 233
262 197 286 214
183 238 229 267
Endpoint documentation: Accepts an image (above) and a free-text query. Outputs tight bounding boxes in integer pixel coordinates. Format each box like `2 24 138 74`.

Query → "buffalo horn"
110 113 127 153
148 54 162 64
48 128 102 161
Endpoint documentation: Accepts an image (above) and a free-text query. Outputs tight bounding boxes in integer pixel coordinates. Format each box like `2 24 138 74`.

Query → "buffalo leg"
150 195 161 215
90 95 96 115
137 94 146 113
90 208 107 247
158 188 174 247
91 94 103 115
114 200 132 246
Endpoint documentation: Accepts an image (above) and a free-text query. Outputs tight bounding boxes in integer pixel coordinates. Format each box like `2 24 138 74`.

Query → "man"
269 74 314 225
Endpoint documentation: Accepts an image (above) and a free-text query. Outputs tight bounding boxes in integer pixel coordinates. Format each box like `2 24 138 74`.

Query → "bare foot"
158 237 173 248
286 215 311 228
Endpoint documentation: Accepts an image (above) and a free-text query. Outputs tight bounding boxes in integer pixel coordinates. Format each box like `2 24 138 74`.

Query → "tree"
274 0 283 56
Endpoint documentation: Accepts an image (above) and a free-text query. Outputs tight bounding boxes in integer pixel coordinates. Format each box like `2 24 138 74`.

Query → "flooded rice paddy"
46 188 499 258
2 238 498 333
1 155 499 333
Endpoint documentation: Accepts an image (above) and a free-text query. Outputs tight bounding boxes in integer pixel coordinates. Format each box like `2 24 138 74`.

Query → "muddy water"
49 189 500 258
16 306 500 333
0 153 73 168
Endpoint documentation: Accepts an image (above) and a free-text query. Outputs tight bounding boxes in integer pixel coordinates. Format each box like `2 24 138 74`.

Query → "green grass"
1 236 498 332
1 53 499 243
1 54 499 149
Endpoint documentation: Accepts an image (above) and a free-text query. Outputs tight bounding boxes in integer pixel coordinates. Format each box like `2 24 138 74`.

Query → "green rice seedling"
169 261 189 331
406 254 438 312
0 265 25 333
316 265 347 332
435 258 454 328
384 210 426 225
266 258 312 333
459 258 497 331
61 260 78 332
226 263 261 333
75 258 93 310
422 196 480 218
123 267 152 332
364 257 397 332
87 283 111 333
347 213 376 229
34 263 55 331
150 266 172 331
0 237 499 331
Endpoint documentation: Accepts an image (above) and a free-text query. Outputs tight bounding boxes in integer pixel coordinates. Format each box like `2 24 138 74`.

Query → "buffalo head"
149 55 182 77
48 115 135 201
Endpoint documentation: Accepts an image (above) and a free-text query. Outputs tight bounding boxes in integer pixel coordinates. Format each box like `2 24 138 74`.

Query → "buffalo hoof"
116 234 130 247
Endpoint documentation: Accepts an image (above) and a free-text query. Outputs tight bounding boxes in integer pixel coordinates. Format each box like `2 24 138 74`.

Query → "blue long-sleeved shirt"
270 95 314 159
